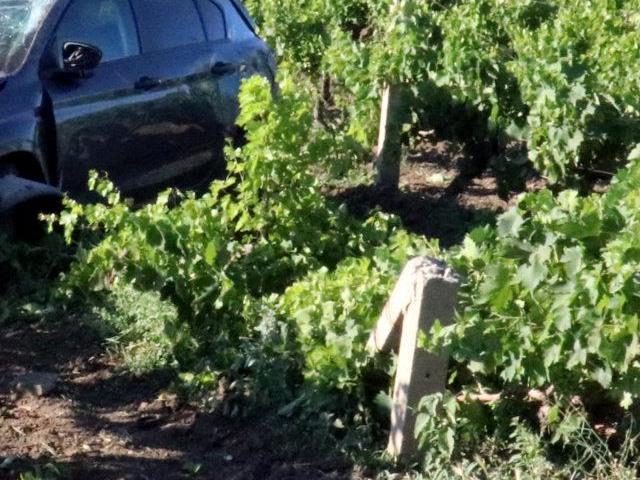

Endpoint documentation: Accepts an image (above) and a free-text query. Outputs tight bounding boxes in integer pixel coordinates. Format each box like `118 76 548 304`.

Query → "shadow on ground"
330 183 498 248
0 320 353 480
327 140 513 247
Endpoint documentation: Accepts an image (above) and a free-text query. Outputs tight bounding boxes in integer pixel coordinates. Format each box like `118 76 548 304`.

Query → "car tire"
0 163 58 242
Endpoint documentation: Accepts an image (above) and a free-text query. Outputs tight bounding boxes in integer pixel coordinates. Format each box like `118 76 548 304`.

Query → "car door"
196 0 276 133
128 0 228 194
43 0 220 200
42 0 146 199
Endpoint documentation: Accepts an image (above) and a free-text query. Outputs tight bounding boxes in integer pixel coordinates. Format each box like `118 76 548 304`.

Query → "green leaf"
479 264 513 309
547 404 560 424
624 334 639 369
544 344 562 368
460 236 481 261
551 295 572 332
204 241 218 266
505 121 529 140
374 391 392 412
628 144 640 161
517 255 547 291
561 247 583 278
592 365 612 389
567 340 587 369
147 226 164 247
497 209 524 238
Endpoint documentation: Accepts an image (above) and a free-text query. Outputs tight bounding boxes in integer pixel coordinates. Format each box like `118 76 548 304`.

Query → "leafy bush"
420 0 640 183
429 0 527 133
244 0 332 73
90 283 177 373
51 73 432 423
437 152 640 408
274 230 437 410
414 406 639 479
372 146 640 473
54 75 379 361
508 0 640 182
248 0 640 184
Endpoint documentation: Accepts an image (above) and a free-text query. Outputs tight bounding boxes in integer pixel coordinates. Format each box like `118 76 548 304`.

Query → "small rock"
13 372 58 397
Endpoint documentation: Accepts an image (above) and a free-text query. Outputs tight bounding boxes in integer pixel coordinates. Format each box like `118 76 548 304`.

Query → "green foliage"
54 75 384 364
434 156 640 407
415 392 459 467
430 0 526 133
415 413 639 480
91 283 177 373
51 74 433 428
244 0 329 73
275 231 437 408
508 0 640 182
0 233 69 326
400 148 640 472
16 463 64 480
421 0 640 183
248 0 640 184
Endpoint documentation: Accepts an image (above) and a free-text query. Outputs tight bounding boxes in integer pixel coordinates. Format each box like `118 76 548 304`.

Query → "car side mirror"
61 42 102 76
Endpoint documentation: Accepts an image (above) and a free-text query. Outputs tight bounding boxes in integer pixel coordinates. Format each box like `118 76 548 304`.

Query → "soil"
0 319 354 480
328 139 546 247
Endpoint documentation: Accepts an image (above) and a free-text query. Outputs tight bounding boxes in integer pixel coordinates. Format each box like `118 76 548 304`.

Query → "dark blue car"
0 0 275 234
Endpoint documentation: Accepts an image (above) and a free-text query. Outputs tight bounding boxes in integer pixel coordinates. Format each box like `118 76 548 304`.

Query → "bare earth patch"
328 140 545 247
0 320 354 479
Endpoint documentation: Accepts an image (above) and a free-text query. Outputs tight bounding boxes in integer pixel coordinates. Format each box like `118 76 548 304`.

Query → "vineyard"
3 0 640 478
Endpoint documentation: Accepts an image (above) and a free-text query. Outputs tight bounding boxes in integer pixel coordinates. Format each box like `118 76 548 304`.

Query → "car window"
218 0 254 41
55 0 138 63
131 0 206 52
196 0 225 42
0 0 56 75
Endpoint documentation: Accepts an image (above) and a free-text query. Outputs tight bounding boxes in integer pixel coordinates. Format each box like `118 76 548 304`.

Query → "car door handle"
135 76 162 90
211 62 236 76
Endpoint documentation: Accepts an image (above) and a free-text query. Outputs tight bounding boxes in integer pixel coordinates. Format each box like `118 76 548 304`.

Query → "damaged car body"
0 0 275 236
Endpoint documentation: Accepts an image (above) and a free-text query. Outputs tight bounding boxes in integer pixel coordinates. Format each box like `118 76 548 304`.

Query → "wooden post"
374 0 405 191
375 84 405 190
368 257 460 459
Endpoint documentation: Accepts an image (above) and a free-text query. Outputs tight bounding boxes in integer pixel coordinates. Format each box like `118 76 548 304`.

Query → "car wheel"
0 164 58 241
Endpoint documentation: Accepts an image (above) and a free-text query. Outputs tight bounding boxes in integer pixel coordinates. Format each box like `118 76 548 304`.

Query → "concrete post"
368 257 460 459
374 0 406 191
375 84 405 190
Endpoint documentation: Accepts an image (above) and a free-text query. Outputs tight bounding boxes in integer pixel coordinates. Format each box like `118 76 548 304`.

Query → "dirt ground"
0 319 357 480
329 139 545 247
0 140 542 479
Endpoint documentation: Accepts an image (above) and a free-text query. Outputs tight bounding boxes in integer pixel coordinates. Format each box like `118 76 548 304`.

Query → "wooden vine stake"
375 84 404 189
374 0 405 190
368 257 461 459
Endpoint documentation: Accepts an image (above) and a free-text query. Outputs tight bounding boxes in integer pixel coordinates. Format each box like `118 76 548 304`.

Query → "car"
0 0 276 236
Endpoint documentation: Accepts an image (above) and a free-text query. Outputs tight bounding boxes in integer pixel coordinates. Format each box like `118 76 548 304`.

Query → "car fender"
0 111 50 183
0 113 39 155
0 174 61 213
